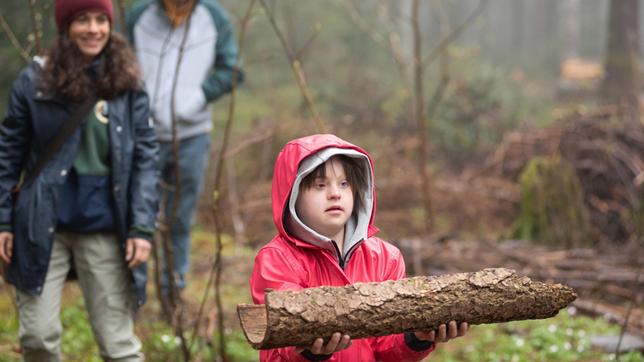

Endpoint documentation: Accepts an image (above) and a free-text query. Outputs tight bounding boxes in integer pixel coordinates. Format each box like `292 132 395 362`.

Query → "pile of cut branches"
481 127 562 180
558 109 644 243
479 107 643 243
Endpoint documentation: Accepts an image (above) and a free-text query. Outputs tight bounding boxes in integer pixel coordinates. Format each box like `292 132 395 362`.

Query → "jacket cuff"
300 349 332 361
128 225 155 243
0 224 11 232
404 332 434 351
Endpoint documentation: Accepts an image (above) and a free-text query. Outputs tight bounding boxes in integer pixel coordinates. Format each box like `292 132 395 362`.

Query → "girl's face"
68 11 110 63
296 158 354 241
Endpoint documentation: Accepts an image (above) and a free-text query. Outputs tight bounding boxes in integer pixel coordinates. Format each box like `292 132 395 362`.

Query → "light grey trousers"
16 232 143 361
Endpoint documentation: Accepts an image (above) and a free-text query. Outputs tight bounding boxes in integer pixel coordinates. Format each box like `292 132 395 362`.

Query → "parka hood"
272 134 379 255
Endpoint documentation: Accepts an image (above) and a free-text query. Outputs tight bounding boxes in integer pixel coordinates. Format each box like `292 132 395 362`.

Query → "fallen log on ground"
573 299 644 338
238 268 576 349
406 239 643 306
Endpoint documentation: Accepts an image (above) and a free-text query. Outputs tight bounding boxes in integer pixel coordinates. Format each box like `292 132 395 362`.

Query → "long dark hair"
39 31 141 100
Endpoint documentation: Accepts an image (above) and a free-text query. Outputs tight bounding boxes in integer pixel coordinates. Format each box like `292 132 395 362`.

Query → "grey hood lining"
287 147 374 256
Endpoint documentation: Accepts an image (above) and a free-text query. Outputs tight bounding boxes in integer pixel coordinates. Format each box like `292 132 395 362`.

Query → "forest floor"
0 185 642 361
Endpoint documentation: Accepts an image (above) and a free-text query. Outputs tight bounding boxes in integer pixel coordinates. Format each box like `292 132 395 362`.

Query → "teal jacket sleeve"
125 0 154 44
201 0 244 102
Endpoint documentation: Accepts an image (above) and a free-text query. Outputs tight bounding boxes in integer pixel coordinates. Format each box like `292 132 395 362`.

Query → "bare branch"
225 160 248 246
188 1 257 360
166 6 194 359
210 0 255 357
259 0 329 133
411 0 433 233
386 31 410 84
425 65 449 119
26 0 42 55
337 0 410 86
260 1 295 59
426 0 451 120
0 13 31 63
422 0 489 68
292 24 321 61
337 0 388 47
224 128 274 159
243 51 279 66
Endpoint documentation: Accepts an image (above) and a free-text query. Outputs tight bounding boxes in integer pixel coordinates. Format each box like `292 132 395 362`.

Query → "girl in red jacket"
250 134 468 361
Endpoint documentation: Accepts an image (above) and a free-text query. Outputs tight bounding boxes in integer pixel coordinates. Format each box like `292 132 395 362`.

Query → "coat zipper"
331 241 344 268
333 239 363 269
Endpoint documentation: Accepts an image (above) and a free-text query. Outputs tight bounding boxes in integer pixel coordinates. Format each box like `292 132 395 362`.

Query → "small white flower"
161 334 171 343
564 342 572 350
577 345 584 353
549 345 559 353
607 353 616 361
175 336 182 345
567 306 577 315
548 325 557 333
515 337 525 347
566 328 573 336
577 330 586 337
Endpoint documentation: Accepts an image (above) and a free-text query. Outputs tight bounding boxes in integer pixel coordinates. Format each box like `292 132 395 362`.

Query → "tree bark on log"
238 268 577 350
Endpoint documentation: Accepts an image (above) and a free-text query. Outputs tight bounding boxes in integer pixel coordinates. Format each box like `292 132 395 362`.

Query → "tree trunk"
562 0 581 59
603 0 640 123
238 268 577 350
411 0 434 234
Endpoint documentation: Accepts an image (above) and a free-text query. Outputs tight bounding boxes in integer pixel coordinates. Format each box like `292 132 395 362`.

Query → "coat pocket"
12 179 54 249
57 170 114 232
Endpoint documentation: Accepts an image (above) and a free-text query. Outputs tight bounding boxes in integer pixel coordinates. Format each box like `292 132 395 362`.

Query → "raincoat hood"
272 134 379 254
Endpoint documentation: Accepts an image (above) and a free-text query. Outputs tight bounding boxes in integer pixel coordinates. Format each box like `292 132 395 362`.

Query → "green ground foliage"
433 310 644 362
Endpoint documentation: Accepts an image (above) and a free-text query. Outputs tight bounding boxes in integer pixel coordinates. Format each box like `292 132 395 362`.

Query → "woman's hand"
414 321 469 343
0 232 13 264
295 332 352 356
126 237 151 268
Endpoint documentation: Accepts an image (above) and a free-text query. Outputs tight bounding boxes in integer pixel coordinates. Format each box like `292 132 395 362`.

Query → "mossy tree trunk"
514 156 591 247
602 0 640 123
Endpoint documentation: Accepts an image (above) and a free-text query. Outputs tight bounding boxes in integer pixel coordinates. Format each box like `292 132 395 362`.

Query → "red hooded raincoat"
250 134 435 361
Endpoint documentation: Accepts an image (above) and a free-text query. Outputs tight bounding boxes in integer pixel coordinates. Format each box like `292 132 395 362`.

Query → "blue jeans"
158 133 211 290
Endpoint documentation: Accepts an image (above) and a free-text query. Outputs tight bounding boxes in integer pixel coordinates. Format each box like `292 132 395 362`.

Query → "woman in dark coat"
0 0 159 360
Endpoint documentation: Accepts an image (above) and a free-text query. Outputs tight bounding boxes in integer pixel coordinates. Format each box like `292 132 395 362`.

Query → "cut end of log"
237 304 267 349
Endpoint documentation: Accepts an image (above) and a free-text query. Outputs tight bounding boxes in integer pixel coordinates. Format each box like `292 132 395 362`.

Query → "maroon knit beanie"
55 0 113 32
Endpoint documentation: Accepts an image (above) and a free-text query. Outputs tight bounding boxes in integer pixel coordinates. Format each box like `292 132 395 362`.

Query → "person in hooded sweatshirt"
250 134 468 361
126 0 243 296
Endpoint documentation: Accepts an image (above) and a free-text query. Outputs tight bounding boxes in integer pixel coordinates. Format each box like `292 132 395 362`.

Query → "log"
238 268 576 350
573 299 644 338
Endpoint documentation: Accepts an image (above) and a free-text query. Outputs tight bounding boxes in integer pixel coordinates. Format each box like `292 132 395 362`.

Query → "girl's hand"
414 321 469 343
295 332 352 356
